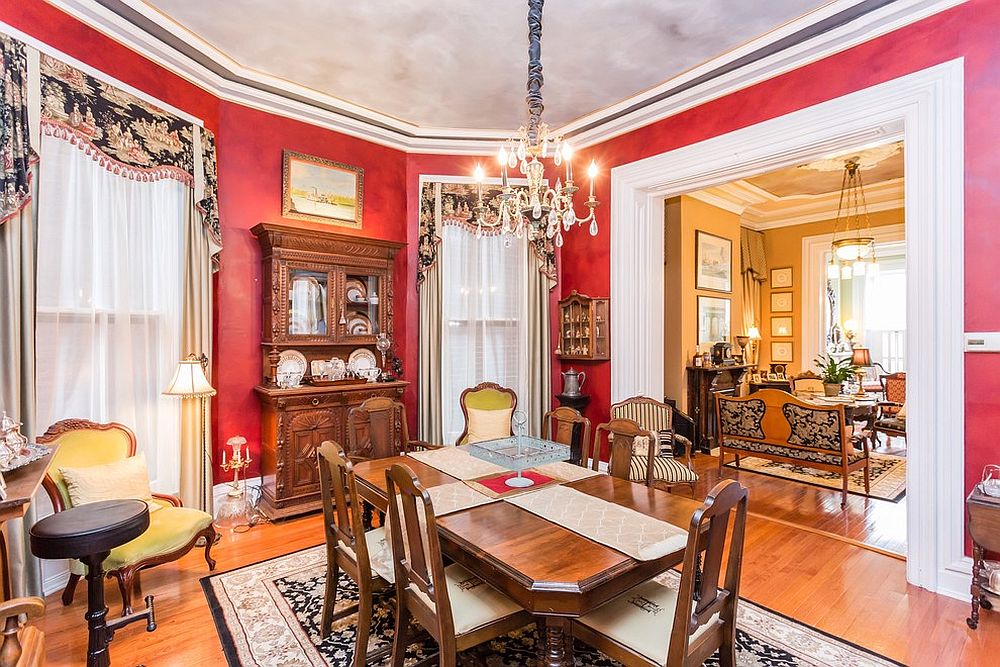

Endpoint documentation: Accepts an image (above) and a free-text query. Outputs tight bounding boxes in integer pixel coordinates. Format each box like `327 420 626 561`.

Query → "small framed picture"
697 295 731 345
771 316 793 337
770 267 793 289
695 231 732 293
771 291 793 313
771 341 794 362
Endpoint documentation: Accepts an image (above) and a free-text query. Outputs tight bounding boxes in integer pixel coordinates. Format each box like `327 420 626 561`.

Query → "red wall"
560 0 1000 493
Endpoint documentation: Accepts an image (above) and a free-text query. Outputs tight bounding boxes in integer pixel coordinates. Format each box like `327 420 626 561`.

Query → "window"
439 226 529 443
34 134 186 493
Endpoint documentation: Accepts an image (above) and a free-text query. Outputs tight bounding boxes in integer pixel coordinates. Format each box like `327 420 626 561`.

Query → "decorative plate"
348 348 377 373
277 349 307 387
0 442 49 473
345 278 367 303
347 313 372 336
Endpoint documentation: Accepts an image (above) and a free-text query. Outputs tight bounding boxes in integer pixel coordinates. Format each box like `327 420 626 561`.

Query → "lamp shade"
163 356 216 397
747 326 761 340
851 347 873 367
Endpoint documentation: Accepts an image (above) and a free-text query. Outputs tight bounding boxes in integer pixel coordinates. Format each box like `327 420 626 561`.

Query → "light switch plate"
964 332 1000 352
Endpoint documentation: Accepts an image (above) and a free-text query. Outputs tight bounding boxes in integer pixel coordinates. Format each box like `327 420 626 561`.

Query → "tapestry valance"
740 227 767 282
418 181 556 286
0 35 32 224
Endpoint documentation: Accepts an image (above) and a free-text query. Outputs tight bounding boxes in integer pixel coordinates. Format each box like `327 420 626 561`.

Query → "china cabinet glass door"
287 268 330 337
341 271 383 339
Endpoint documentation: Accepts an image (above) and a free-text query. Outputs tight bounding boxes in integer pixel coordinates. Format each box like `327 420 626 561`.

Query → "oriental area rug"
202 545 901 667
724 452 907 502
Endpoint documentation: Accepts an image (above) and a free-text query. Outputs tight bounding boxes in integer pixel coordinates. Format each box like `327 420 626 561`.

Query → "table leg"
82 552 113 667
539 616 573 667
968 543 983 630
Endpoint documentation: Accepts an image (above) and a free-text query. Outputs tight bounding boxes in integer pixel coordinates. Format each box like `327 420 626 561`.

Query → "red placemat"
464 470 562 499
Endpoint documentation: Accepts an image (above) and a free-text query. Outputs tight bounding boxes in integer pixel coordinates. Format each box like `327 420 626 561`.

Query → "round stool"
30 499 154 667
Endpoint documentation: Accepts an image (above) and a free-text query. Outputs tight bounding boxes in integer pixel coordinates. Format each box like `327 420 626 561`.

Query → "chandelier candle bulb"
563 143 573 182
588 160 598 198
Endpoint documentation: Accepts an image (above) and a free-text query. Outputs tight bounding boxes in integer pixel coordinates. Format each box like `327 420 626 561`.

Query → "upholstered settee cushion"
407 563 523 635
59 453 159 511
629 455 698 485
876 417 907 433
722 438 866 465
577 578 719 665
718 399 765 439
69 505 213 575
782 403 842 451
466 407 513 444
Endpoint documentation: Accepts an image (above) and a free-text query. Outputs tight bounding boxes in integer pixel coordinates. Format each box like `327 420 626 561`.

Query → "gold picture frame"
770 291 793 313
771 341 794 363
770 266 793 288
282 150 364 227
771 316 793 337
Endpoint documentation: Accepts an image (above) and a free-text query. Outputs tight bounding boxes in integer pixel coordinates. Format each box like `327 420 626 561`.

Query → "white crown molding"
32 0 966 153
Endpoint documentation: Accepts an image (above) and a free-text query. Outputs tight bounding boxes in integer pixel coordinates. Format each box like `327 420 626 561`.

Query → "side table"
967 486 1000 629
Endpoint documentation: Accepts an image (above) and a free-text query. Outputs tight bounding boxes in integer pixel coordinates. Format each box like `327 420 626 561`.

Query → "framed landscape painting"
695 231 732 293
282 150 364 227
697 295 731 345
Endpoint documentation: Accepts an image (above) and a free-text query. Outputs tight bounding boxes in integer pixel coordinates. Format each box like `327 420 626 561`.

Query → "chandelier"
827 159 879 280
471 0 599 247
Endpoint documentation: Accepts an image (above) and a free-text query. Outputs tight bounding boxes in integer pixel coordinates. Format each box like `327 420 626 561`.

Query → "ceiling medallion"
471 0 599 247
827 159 879 280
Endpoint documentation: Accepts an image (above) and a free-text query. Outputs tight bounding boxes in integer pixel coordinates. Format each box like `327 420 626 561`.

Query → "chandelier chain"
525 0 544 147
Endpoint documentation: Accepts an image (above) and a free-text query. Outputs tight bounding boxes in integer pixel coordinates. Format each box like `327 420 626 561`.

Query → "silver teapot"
561 368 587 397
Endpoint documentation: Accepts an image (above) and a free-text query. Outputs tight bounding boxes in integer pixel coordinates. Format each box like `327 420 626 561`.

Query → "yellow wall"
664 196 743 404
759 208 903 374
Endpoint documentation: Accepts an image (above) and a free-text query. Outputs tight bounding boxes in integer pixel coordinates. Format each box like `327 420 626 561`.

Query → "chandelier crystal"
472 0 599 247
826 158 879 280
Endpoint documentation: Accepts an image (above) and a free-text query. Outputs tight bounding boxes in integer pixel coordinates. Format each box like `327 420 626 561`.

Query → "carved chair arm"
0 597 44 622
408 440 442 452
151 492 183 507
0 596 44 667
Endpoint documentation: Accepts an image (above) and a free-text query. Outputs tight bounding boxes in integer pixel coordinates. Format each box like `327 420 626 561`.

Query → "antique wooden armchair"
542 406 591 466
384 463 531 665
571 480 749 666
790 370 824 395
347 397 441 460
456 382 518 445
0 596 44 667
37 419 216 615
873 372 907 446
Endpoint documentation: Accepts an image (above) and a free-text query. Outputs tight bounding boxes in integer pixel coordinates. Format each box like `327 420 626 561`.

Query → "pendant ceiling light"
827 158 879 280
471 0 599 247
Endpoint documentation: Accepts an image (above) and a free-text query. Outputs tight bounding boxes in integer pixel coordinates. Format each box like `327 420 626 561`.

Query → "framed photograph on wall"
697 295 731 345
770 267 793 288
282 150 364 227
770 291 793 313
695 231 732 293
771 316 793 337
771 341 794 362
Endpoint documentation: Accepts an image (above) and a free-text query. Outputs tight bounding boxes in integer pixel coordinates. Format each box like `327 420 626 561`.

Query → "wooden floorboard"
35 454 993 666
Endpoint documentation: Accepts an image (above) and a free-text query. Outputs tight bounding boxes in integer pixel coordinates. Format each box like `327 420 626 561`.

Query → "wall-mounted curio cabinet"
556 290 610 361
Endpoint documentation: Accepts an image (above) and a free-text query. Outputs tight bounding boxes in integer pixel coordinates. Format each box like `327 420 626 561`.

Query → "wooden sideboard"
686 364 753 453
254 381 407 519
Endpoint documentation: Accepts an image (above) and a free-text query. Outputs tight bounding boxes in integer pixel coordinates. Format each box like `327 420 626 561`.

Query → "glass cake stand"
466 435 570 487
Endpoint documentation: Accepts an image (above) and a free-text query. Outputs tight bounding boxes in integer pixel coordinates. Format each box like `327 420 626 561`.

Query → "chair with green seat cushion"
37 419 217 615
456 382 518 445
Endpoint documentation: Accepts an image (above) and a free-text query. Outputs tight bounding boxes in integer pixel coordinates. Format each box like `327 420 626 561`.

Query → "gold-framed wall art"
282 150 364 228
771 316 793 337
770 291 793 313
771 341 794 362
770 266 793 288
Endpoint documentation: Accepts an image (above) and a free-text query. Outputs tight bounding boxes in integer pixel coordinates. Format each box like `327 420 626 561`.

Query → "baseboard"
936 557 974 602
42 566 70 598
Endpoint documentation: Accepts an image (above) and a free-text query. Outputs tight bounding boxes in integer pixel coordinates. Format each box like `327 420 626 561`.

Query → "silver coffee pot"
561 368 587 397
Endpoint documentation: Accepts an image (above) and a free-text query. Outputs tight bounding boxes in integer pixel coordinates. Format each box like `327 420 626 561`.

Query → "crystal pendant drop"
541 140 548 158
533 202 543 220
515 224 525 239
563 209 575 230
555 231 564 247
508 150 518 169
503 234 512 248
589 218 599 236
517 142 527 161
476 223 483 239
553 150 562 167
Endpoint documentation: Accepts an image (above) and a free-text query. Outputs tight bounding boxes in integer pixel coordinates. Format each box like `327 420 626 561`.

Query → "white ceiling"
144 0 827 130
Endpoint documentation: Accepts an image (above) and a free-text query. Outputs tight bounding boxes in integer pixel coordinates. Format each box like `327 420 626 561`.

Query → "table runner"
532 460 604 482
407 446 508 480
504 485 688 561
426 480 499 516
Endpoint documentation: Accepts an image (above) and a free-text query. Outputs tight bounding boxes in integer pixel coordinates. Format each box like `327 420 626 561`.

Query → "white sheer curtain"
861 244 906 371
439 226 529 444
35 134 186 493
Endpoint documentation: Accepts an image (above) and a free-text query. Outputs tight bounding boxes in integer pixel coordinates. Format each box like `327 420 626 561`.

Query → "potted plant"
814 354 856 396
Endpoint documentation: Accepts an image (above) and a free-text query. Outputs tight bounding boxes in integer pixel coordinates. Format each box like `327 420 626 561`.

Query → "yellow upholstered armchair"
456 382 518 445
37 419 217 615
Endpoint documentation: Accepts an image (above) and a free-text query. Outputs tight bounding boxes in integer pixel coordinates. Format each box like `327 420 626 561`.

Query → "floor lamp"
163 353 216 513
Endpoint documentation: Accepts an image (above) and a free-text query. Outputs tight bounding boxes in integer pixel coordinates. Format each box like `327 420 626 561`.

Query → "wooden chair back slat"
348 397 411 461
316 441 369 569
542 406 592 466
667 479 749 666
593 419 657 484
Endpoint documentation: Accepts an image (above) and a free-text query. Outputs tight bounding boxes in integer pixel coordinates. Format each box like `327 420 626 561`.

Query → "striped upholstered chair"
610 397 699 493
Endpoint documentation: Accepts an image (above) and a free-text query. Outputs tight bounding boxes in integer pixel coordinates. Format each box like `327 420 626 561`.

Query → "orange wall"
759 208 904 373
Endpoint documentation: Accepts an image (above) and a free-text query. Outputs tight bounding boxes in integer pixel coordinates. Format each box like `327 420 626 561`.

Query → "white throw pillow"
466 407 513 444
59 453 160 511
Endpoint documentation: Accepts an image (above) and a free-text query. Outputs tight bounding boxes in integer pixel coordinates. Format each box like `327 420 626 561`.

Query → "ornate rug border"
724 456 907 503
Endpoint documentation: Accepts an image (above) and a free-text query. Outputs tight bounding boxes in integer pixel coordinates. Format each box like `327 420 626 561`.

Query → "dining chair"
456 382 518 445
542 406 591 466
316 441 395 663
384 463 532 667
873 372 906 447
790 371 824 396
571 479 750 667
594 418 698 494
347 397 439 461
36 419 216 615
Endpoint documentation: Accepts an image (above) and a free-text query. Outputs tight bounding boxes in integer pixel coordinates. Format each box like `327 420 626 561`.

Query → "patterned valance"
418 181 556 286
740 227 767 282
0 35 32 224
38 53 221 265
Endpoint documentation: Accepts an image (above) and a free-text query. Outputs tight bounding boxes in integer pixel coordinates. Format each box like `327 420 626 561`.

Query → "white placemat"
504 485 688 560
407 446 508 480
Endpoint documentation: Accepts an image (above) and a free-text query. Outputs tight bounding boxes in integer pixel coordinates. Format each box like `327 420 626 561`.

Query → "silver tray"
0 442 49 473
465 436 569 489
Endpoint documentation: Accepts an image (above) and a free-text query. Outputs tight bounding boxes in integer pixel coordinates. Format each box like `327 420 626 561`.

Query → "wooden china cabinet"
556 291 610 360
251 223 407 519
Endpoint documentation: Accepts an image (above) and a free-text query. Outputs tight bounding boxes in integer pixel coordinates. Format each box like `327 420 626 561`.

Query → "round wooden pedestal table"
30 499 155 667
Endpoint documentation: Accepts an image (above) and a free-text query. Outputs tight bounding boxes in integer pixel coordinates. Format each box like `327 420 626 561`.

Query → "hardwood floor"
36 455 991 666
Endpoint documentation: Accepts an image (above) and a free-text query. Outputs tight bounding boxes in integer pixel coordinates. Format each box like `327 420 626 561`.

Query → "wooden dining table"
352 456 702 667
